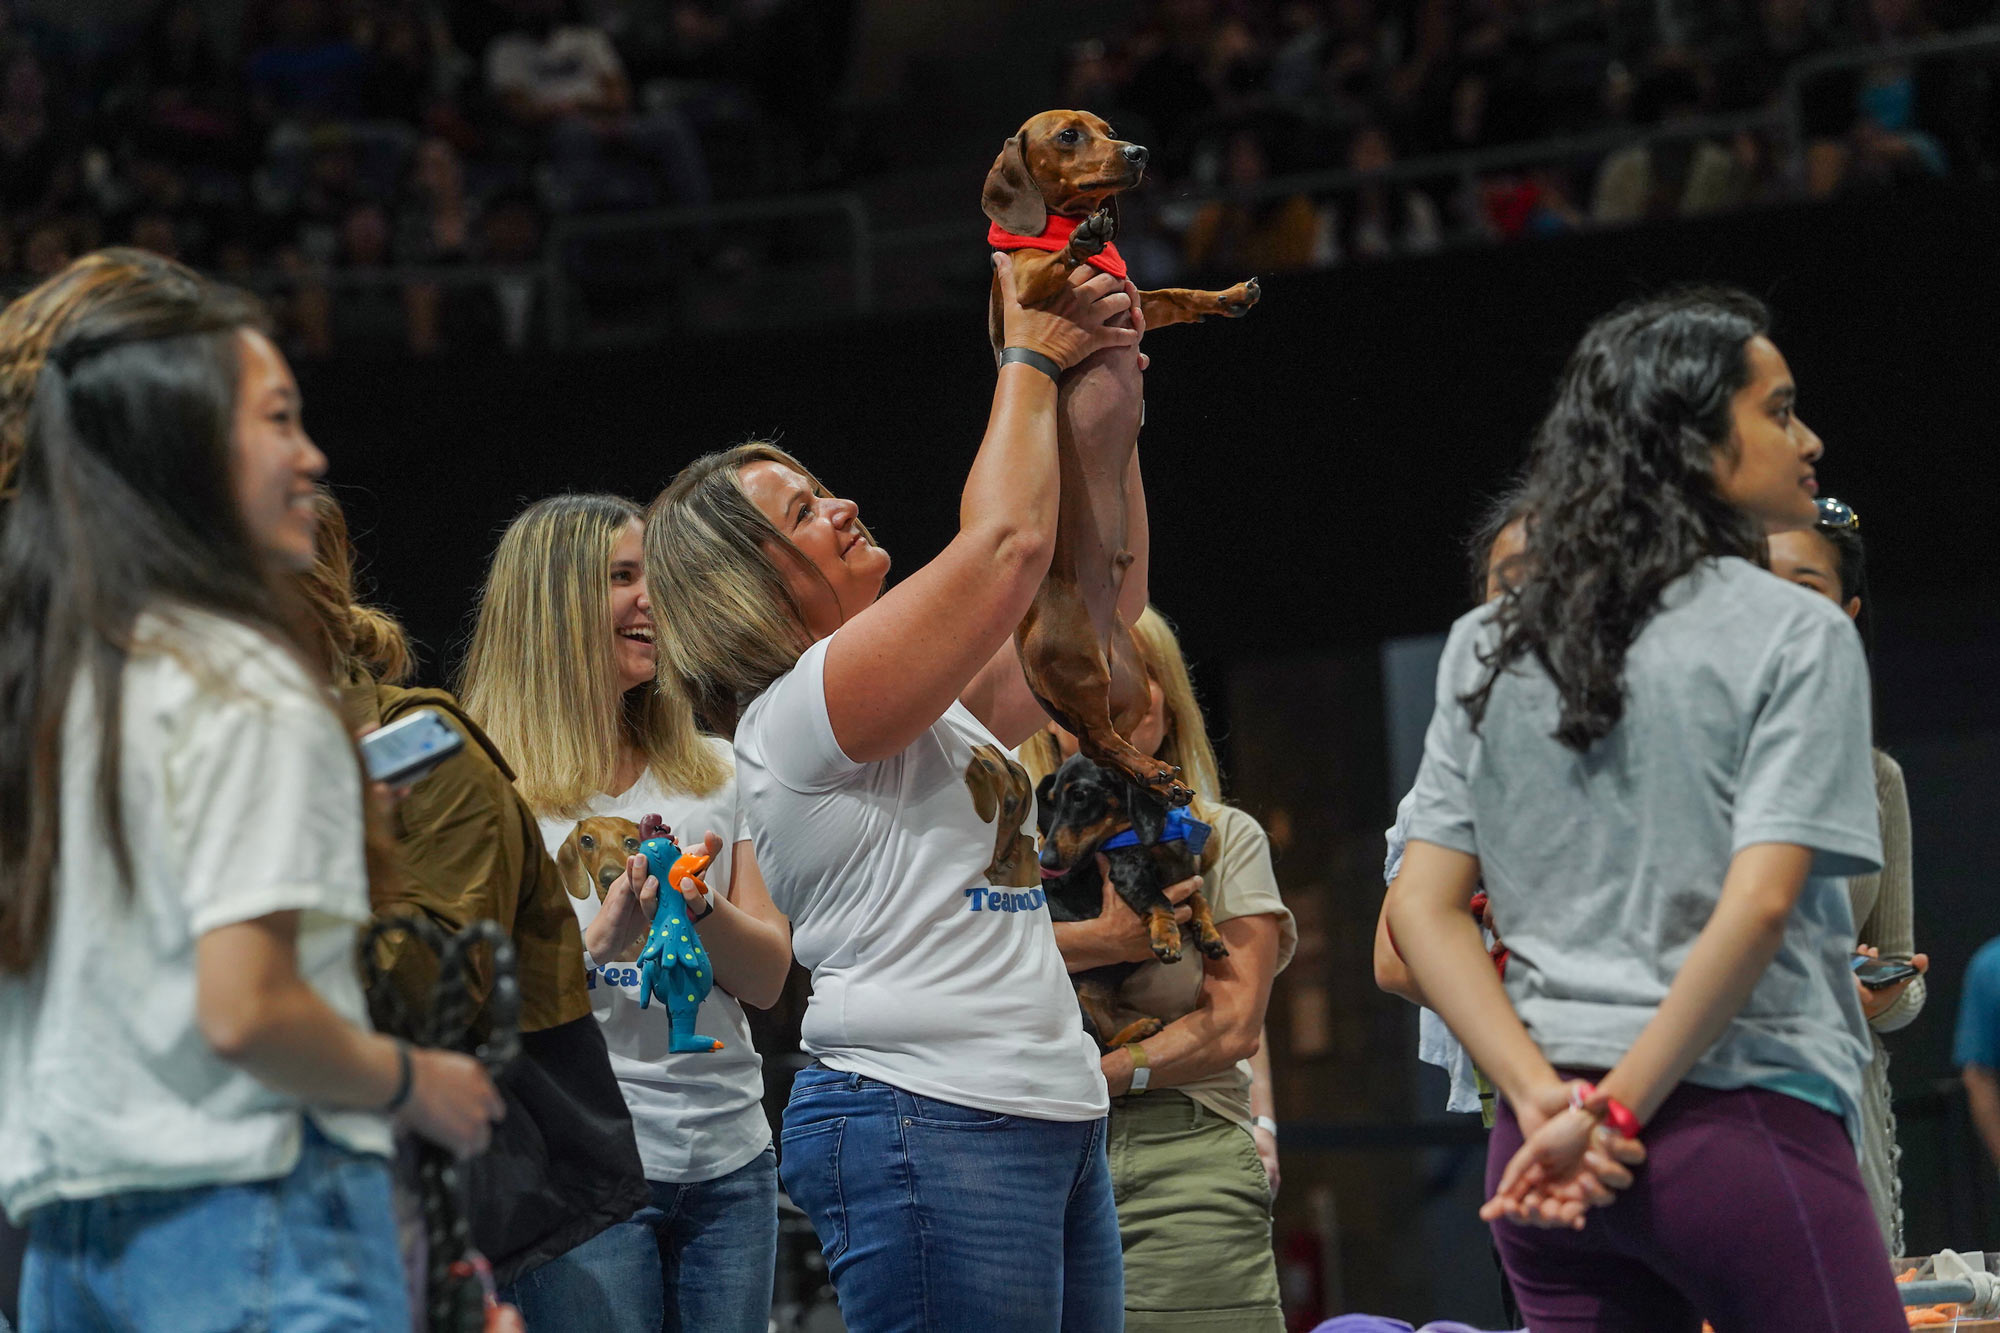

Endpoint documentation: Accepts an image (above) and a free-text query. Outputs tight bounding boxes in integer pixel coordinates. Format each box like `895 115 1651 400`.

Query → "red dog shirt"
987 215 1129 280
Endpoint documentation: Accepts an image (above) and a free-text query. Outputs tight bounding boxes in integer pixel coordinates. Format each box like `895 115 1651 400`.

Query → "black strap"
999 346 1062 382
381 1039 415 1114
362 915 520 1333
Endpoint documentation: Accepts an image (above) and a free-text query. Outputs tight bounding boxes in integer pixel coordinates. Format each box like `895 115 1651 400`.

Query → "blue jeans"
778 1063 1124 1333
19 1122 406 1333
505 1145 777 1333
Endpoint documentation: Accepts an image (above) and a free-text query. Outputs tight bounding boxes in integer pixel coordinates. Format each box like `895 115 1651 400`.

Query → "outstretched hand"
1482 1081 1647 1229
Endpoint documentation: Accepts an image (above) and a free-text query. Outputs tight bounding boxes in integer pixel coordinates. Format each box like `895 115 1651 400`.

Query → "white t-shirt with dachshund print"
537 737 769 1184
736 634 1107 1121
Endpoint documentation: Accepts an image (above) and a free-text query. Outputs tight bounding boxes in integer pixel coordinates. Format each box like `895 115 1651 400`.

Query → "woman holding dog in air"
1022 606 1295 1333
644 256 1148 1332
459 493 793 1333
0 251 501 1330
1386 289 1908 1330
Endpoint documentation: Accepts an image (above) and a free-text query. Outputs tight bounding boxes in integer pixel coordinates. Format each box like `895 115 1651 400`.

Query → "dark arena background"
10 0 2000 1326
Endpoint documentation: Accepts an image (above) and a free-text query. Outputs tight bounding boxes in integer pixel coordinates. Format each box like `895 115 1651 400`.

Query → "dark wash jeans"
779 1062 1124 1333
503 1145 778 1333
1488 1078 1905 1333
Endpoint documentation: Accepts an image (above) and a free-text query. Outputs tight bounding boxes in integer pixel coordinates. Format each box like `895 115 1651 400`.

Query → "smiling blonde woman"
460 493 791 1333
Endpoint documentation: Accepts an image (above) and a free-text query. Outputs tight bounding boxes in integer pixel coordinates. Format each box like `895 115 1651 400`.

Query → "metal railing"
1234 108 1784 212
206 25 2000 352
1781 22 2000 175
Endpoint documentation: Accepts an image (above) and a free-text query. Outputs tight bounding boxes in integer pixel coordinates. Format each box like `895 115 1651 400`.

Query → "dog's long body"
982 110 1258 806
1036 753 1228 1050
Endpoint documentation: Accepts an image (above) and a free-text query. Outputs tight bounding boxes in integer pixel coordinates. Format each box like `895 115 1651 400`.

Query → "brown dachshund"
555 816 647 962
983 110 1258 805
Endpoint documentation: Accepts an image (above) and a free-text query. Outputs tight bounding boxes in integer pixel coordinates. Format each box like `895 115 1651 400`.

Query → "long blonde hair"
459 493 727 817
1019 606 1226 840
644 441 869 735
296 488 414 684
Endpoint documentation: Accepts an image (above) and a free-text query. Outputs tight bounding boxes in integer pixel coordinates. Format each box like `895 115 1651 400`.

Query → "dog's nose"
599 866 622 890
1039 842 1064 872
1122 144 1149 167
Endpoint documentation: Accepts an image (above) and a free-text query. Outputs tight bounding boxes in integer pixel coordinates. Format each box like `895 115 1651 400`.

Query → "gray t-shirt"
1407 557 1881 1136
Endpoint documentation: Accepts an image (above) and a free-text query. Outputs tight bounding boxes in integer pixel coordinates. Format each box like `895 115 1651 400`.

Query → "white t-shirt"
736 636 1107 1121
537 739 769 1184
0 609 391 1224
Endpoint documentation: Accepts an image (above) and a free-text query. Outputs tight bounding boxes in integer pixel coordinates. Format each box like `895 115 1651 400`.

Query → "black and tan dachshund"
1036 752 1229 1050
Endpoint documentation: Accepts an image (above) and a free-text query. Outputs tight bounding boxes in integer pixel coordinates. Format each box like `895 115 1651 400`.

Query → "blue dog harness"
1100 807 1212 855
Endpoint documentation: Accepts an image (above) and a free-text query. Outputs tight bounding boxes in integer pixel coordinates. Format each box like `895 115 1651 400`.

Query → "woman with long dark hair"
0 252 501 1331
1387 289 1907 1330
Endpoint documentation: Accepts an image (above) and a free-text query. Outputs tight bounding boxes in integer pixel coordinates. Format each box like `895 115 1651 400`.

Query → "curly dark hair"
1462 288 1773 751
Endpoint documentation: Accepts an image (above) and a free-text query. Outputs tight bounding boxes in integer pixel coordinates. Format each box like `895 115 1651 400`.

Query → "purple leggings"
1486 1078 1905 1333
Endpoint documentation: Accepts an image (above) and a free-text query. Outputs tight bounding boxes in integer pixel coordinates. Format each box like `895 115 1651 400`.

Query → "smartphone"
1851 956 1920 990
359 708 465 787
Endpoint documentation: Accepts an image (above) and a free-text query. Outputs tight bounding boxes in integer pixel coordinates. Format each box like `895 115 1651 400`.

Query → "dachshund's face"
556 816 644 901
1036 753 1135 873
1019 110 1148 214
983 110 1150 235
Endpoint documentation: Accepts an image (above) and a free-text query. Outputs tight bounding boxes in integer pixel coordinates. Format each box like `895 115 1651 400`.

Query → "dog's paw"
1072 208 1116 255
1150 940 1184 965
1197 932 1231 961
1223 277 1260 317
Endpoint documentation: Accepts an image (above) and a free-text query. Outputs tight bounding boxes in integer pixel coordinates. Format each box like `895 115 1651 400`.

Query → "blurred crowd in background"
1071 0 1998 277
0 0 1992 353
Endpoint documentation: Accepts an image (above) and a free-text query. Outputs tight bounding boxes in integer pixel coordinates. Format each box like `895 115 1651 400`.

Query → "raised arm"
961 282 1149 744
824 258 1137 762
1118 447 1150 626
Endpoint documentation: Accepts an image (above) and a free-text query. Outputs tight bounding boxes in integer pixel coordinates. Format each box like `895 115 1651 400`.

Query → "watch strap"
1252 1115 1278 1137
1125 1042 1150 1094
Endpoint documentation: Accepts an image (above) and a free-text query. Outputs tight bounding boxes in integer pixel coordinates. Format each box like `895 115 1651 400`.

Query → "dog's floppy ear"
556 829 589 900
964 750 1001 824
1034 771 1059 836
1129 787 1169 847
982 131 1046 237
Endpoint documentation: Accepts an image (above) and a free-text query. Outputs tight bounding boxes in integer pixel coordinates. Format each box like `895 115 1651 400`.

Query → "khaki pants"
1107 1092 1285 1332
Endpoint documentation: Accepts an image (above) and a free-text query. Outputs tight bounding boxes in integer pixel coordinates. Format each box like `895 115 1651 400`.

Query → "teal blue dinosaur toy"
635 816 725 1054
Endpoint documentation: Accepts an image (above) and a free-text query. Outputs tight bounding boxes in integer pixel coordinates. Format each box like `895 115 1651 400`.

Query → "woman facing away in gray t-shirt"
1386 289 1907 1333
